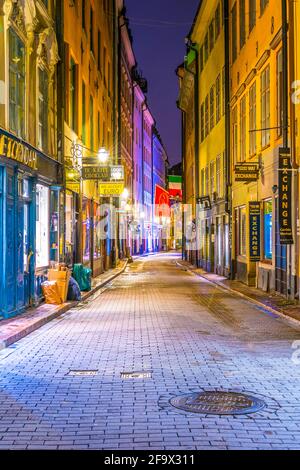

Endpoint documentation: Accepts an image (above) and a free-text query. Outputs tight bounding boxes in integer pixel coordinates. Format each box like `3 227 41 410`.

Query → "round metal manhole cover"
170 391 266 415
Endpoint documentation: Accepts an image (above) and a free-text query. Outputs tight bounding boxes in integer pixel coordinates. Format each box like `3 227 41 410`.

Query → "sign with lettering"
82 166 110 180
235 163 259 182
99 182 124 197
0 132 38 170
279 148 294 245
249 201 261 262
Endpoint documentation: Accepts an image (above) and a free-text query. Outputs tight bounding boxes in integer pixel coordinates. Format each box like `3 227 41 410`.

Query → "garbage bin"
73 264 92 292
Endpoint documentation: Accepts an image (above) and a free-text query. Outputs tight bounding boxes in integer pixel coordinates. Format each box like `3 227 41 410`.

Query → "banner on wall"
249 201 261 262
279 148 294 245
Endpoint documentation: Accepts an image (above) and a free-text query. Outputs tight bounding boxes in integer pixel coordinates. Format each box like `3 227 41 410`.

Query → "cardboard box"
48 269 71 302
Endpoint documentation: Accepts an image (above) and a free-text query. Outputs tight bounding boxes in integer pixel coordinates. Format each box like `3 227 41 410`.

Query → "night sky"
125 0 200 166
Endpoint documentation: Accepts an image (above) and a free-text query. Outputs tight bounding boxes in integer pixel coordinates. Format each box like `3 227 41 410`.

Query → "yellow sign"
0 133 38 170
99 182 124 196
66 182 80 194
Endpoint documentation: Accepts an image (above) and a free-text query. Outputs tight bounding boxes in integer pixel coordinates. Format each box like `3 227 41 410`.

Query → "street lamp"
121 188 129 200
98 147 109 164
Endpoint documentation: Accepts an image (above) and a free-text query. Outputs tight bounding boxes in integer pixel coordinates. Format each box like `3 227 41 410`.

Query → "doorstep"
0 259 128 350
178 260 300 328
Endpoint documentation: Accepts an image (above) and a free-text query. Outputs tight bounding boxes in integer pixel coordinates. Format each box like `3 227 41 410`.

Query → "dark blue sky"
126 0 200 165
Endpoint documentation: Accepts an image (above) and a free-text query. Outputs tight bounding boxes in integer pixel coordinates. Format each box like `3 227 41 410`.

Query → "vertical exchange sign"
279 148 294 245
249 202 261 262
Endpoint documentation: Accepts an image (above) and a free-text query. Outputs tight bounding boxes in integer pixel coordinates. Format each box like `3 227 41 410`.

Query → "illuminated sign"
0 132 38 170
279 148 294 245
249 202 261 261
99 182 125 197
235 163 259 182
82 166 110 180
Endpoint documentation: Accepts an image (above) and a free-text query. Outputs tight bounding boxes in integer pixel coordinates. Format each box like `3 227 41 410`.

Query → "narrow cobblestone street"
1 253 300 450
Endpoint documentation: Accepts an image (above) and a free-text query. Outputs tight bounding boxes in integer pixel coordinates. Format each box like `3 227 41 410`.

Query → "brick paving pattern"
1 253 300 450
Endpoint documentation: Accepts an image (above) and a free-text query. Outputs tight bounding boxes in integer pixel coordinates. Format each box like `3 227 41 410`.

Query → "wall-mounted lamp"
272 185 278 194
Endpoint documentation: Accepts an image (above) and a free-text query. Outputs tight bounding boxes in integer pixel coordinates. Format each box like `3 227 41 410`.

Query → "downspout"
224 0 232 279
187 44 200 267
288 0 298 298
282 0 292 297
56 0 65 263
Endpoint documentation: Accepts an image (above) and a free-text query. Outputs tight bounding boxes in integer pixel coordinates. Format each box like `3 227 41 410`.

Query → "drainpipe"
224 0 233 279
185 44 200 267
288 0 298 298
282 0 292 298
56 0 65 263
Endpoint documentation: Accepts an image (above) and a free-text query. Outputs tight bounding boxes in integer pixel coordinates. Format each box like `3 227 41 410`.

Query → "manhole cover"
67 370 98 376
121 371 152 379
170 391 265 415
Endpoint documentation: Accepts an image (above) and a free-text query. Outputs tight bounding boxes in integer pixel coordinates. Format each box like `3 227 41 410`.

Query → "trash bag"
41 281 63 305
67 277 82 301
73 264 92 292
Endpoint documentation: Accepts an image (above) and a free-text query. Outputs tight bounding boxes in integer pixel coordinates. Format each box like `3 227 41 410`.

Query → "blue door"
0 167 3 318
5 169 16 315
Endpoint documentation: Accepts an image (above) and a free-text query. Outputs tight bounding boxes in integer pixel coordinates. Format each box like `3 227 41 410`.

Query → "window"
200 103 205 142
261 65 270 147
209 21 214 53
82 0 86 31
231 3 237 62
215 4 221 40
36 184 49 268
205 166 209 195
216 75 221 123
249 0 256 32
240 95 246 162
69 57 77 131
260 0 269 15
239 0 246 49
201 168 205 196
210 86 215 131
263 200 272 260
205 95 209 137
216 155 221 196
82 82 86 144
200 45 204 73
90 95 94 150
249 82 257 156
232 106 238 164
9 29 25 137
210 161 215 198
38 68 49 151
277 49 283 137
204 33 209 62
90 8 94 53
97 30 101 71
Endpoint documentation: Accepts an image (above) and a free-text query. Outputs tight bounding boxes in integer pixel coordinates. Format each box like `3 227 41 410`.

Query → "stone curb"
0 260 129 350
176 261 300 329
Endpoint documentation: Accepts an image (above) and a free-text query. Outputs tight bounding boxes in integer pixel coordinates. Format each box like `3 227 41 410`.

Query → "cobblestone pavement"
1 253 300 450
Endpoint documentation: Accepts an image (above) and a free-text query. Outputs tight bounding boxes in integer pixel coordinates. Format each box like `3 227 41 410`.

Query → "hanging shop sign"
197 196 211 210
99 182 125 197
249 201 261 262
235 163 259 182
279 148 294 245
82 165 125 181
66 182 80 194
82 166 110 180
0 132 38 170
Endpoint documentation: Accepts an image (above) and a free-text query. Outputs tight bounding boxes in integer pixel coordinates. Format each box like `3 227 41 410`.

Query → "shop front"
0 130 62 319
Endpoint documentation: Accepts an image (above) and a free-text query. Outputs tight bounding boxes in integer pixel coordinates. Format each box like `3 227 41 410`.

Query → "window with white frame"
261 65 270 147
240 95 246 162
9 28 25 138
38 68 49 151
249 82 257 156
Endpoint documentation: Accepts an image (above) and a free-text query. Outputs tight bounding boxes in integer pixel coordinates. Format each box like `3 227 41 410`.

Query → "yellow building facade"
190 0 230 276
229 0 289 293
63 0 115 275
